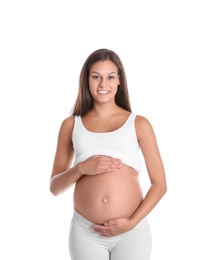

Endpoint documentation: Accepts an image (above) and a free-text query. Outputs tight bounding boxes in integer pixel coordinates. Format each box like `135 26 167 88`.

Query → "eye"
108 75 115 80
92 75 100 80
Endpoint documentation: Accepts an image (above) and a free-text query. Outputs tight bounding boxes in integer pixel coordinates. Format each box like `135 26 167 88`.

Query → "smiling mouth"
97 90 110 94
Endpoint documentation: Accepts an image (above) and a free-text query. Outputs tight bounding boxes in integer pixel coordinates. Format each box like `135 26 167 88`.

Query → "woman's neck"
88 103 122 118
87 104 128 118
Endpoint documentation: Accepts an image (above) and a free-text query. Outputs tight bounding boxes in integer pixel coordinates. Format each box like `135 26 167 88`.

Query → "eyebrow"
91 71 117 75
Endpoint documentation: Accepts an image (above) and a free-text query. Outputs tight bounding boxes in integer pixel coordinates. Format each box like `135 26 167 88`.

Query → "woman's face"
88 60 120 105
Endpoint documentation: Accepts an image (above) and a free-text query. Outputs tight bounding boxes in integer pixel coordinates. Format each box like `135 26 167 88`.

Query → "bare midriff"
74 165 143 224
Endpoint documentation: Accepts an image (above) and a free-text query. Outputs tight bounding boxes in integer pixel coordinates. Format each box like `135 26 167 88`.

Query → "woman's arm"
50 116 81 196
129 115 167 224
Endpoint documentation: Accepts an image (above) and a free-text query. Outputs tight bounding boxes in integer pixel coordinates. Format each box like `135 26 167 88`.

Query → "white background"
0 0 208 259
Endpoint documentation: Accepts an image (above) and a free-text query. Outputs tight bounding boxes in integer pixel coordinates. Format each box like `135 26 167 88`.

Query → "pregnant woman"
50 48 167 260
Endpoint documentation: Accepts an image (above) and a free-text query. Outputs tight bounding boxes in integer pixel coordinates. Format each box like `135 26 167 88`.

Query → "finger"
101 162 124 172
96 167 115 174
92 225 107 232
101 233 112 237
104 220 118 226
98 156 124 166
92 226 111 234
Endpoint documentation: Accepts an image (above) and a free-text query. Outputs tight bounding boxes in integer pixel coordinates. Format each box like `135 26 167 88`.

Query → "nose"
99 77 108 87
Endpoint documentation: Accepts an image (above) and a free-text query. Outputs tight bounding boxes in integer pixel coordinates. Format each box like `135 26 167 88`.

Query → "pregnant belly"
73 165 143 224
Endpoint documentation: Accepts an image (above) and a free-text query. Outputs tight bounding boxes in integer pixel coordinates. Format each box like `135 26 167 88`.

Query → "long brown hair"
71 48 132 116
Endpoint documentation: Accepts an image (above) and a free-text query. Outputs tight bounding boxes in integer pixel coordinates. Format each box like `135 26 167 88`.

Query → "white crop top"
72 113 142 174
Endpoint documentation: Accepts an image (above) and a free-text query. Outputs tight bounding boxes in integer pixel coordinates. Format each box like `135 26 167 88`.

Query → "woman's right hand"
78 155 124 176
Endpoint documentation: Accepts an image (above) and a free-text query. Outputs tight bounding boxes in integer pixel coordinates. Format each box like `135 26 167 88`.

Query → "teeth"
98 90 109 94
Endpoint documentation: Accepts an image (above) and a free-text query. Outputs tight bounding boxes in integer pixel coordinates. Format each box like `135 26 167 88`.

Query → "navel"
101 197 108 203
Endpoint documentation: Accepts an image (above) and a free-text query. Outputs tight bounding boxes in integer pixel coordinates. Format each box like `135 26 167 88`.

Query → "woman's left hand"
92 218 134 237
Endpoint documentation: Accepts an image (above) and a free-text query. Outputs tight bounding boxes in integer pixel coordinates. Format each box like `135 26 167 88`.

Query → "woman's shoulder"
134 114 154 136
59 115 75 134
134 114 151 125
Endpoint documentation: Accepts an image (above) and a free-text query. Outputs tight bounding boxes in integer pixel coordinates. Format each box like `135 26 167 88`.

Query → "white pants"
69 210 152 260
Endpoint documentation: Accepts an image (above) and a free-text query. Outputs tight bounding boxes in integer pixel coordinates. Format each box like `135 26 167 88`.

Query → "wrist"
129 215 139 228
75 162 85 176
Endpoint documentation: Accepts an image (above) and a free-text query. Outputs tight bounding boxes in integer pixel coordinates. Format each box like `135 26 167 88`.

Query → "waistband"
72 210 94 227
72 210 150 230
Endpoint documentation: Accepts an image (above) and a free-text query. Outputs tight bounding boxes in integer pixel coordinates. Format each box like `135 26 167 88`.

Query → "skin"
50 60 167 237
